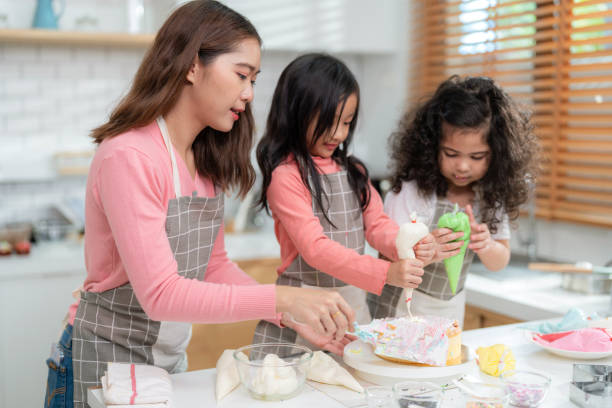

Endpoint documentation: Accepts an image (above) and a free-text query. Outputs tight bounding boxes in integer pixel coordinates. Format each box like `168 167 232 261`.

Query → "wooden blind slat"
539 175 612 189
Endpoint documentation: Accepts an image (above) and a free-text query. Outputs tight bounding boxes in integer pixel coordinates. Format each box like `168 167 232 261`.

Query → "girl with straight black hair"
253 53 434 347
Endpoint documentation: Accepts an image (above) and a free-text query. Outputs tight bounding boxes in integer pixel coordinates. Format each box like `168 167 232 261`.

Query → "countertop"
88 320 612 407
0 231 280 281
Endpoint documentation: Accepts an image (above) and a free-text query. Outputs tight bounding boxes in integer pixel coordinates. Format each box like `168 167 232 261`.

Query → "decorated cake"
354 315 462 367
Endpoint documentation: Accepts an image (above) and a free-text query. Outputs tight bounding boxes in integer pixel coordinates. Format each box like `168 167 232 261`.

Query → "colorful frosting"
476 344 515 377
354 316 460 366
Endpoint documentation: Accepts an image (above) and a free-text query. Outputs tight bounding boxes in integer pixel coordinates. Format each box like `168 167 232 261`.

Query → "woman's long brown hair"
90 0 260 197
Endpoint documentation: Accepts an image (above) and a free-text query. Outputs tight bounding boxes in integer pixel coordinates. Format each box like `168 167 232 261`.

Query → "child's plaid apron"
252 170 369 355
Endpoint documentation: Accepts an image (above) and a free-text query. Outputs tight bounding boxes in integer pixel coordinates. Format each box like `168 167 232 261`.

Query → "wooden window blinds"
409 0 612 227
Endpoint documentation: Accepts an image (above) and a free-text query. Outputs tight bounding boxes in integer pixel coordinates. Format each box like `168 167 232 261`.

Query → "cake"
354 315 462 367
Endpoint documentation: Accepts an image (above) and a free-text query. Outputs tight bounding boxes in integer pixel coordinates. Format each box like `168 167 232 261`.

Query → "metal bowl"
561 274 612 295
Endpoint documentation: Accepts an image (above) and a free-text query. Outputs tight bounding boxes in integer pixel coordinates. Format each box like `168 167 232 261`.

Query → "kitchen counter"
467 261 610 321
88 320 612 407
0 231 280 281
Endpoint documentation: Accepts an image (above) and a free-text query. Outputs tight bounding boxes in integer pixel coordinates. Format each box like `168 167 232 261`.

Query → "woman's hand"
386 259 424 288
465 204 493 254
275 286 354 340
281 314 355 355
414 234 435 265
430 228 463 262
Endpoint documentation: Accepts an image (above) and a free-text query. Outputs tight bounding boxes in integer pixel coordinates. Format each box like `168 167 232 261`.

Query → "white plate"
526 331 612 360
343 340 473 385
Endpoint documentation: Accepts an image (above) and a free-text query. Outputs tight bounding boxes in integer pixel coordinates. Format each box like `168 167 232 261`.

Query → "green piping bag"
437 203 471 295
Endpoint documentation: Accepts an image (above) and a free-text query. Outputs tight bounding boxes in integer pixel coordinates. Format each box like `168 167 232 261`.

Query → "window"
409 0 612 227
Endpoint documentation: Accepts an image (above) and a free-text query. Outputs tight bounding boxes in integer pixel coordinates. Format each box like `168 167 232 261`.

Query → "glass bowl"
233 343 312 401
459 382 509 408
501 370 551 407
393 381 442 408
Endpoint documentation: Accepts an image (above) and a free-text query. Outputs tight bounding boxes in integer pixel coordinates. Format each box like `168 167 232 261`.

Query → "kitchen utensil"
233 343 312 401
528 262 612 275
343 339 471 385
365 385 395 408
393 380 441 407
396 215 429 318
528 262 612 295
500 370 550 407
454 379 509 407
0 222 32 244
32 0 65 29
33 219 76 241
569 364 612 408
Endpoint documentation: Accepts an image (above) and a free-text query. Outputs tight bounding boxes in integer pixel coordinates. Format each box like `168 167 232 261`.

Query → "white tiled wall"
0 41 145 224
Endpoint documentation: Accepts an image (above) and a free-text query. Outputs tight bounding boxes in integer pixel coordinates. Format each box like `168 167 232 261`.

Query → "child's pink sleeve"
363 182 399 261
268 165 389 295
95 149 278 324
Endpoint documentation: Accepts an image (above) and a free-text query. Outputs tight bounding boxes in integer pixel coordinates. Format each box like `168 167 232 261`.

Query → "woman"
44 2 354 407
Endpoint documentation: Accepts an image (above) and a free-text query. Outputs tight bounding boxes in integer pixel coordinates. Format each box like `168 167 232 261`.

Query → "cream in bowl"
233 343 312 401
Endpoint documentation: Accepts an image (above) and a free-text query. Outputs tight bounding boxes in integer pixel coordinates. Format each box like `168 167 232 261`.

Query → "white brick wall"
0 39 363 219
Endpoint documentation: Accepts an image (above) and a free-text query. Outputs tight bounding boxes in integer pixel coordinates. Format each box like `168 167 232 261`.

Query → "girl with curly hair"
252 53 435 349
369 75 538 325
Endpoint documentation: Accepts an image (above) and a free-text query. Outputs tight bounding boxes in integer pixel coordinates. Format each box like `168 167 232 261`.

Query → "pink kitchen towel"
533 328 612 352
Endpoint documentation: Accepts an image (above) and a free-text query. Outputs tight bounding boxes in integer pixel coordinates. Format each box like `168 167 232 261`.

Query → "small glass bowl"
501 370 551 407
365 385 395 408
393 381 442 408
460 382 509 408
233 343 312 401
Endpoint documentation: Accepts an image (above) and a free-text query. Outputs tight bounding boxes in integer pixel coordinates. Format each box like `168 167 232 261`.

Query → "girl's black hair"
389 75 539 233
257 53 370 224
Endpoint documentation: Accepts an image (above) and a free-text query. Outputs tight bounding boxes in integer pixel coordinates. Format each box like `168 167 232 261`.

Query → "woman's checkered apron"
252 170 369 354
367 198 475 319
71 117 224 407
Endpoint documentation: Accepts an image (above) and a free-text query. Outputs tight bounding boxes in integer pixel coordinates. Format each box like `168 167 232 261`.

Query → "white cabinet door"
0 272 84 408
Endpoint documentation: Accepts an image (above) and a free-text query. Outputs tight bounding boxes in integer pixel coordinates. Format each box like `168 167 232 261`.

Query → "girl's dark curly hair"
389 75 539 233
257 53 370 225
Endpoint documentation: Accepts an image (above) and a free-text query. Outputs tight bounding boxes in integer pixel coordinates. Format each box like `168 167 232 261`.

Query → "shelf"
0 28 154 48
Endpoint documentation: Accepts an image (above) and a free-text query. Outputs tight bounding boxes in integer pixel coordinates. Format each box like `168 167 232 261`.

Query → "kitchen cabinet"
464 303 522 330
186 257 280 370
204 0 400 54
0 264 84 408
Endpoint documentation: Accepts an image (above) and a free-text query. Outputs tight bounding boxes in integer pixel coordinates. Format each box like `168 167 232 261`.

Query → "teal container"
32 0 65 29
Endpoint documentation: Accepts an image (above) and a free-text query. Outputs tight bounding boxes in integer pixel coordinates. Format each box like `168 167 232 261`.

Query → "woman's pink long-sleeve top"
268 155 399 295
67 122 279 325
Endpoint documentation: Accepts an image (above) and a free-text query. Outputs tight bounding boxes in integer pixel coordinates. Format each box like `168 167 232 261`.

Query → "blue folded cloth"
518 308 601 334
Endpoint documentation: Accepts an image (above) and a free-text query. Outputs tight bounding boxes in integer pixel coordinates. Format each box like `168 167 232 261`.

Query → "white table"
88 321 612 407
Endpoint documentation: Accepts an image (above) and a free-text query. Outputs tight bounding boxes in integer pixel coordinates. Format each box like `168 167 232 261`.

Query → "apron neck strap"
156 116 182 199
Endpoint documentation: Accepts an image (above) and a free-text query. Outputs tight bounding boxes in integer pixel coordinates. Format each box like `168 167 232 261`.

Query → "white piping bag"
395 212 429 317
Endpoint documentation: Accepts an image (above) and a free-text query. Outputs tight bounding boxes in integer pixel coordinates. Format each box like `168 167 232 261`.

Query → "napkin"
518 307 600 334
533 328 612 352
215 349 248 401
101 362 172 407
307 351 363 392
